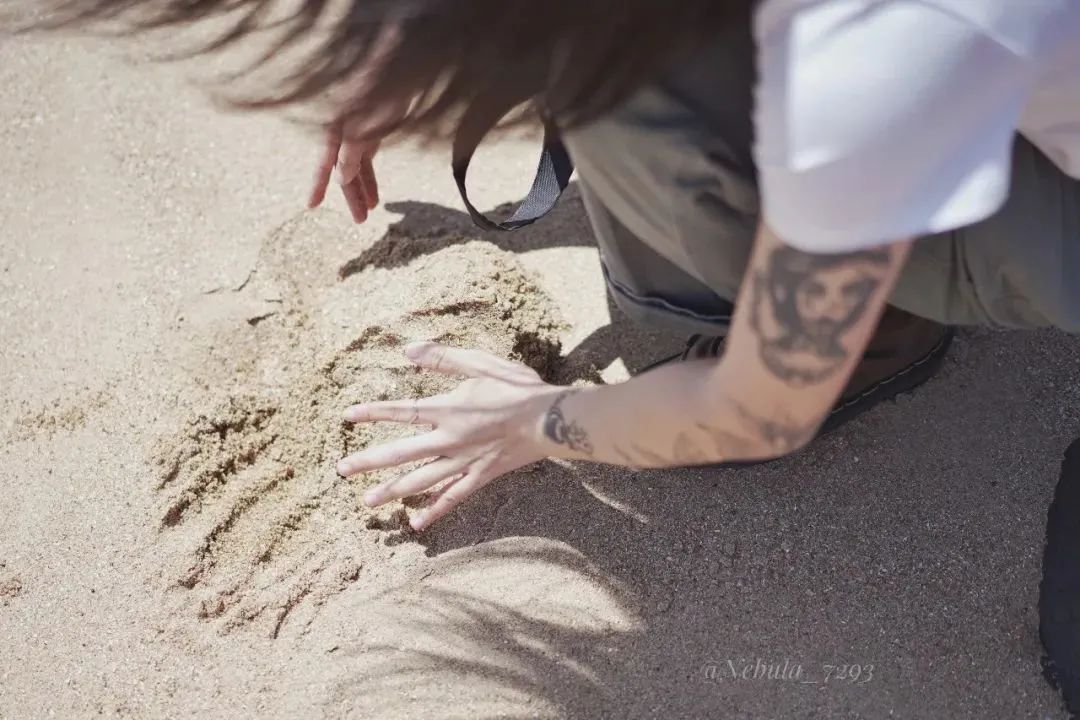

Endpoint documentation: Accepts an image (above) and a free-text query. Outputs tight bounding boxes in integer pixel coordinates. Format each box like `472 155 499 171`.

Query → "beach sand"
1 31 1077 719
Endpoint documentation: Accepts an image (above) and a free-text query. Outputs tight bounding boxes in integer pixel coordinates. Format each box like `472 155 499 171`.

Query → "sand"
2 30 1077 720
146 213 566 638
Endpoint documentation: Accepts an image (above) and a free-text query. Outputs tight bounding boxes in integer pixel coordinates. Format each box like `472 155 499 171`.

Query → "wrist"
526 385 597 461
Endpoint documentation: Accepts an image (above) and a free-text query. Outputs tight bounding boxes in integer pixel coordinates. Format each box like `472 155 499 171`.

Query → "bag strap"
452 110 574 232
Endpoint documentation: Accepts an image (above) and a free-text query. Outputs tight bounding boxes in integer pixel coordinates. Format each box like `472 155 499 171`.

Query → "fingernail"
336 460 351 476
362 491 380 507
409 512 426 531
343 406 362 422
404 342 427 360
332 167 346 185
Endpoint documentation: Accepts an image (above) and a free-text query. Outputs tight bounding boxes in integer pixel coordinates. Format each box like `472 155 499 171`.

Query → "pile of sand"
143 209 566 638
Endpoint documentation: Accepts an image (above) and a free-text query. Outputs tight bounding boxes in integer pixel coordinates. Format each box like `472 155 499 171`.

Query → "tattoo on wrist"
750 246 892 386
543 390 593 455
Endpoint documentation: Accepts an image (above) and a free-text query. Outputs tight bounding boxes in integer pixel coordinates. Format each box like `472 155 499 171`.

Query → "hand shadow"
338 184 594 279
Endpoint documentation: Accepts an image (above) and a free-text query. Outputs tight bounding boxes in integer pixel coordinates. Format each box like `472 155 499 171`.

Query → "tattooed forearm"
676 401 816 465
693 421 758 460
608 396 820 469
749 245 893 387
542 390 594 455
733 401 819 455
612 445 643 468
629 441 670 467
672 432 713 465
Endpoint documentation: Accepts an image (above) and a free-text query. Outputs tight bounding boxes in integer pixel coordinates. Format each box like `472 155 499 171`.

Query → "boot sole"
1039 439 1080 717
818 327 955 435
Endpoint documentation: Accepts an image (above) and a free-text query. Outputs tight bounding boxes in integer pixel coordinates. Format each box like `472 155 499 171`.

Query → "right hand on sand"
307 122 380 223
336 343 562 532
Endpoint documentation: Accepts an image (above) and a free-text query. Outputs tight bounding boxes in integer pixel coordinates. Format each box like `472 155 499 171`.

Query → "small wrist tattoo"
542 390 593 455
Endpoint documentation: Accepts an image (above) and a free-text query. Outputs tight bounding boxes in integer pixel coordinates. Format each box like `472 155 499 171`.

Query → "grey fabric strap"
452 112 574 232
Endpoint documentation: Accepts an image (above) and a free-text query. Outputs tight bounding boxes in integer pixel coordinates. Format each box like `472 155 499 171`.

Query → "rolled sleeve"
754 0 1031 252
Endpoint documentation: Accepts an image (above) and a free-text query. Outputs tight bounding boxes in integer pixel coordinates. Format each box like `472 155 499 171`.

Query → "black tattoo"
542 390 593 455
750 246 892 386
629 442 669 467
612 445 642 468
733 401 819 455
672 432 712 466
693 421 757 462
611 396 820 469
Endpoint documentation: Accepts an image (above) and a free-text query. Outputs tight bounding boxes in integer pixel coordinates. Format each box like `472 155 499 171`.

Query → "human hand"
336 342 563 531
307 120 381 223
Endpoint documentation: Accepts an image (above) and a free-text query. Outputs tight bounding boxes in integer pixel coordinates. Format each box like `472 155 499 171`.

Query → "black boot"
651 306 954 437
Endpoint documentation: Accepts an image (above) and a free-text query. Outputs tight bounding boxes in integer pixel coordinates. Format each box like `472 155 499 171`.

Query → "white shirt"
754 0 1080 252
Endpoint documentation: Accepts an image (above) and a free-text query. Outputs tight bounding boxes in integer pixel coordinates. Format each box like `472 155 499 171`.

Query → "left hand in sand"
336 342 562 531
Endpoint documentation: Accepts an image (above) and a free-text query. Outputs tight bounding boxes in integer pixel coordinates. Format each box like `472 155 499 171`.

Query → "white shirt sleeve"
754 0 1033 253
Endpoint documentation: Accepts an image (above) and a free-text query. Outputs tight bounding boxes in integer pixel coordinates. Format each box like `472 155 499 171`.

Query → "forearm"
534 358 820 468
533 223 912 470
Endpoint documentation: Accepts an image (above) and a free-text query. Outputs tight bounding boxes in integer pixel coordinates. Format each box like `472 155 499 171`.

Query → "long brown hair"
20 0 747 140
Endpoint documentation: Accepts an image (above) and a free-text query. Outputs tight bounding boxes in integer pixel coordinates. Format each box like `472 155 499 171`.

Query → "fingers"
359 154 379 210
332 133 366 186
362 455 471 507
334 137 379 223
308 131 341 209
309 118 380 221
408 462 495 531
404 342 539 381
336 432 450 477
343 397 438 425
340 178 370 223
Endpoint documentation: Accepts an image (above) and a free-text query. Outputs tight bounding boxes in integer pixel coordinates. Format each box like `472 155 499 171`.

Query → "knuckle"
431 347 448 371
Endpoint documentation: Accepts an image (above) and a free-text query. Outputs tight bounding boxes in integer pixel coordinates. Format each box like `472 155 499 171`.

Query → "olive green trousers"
564 27 1080 337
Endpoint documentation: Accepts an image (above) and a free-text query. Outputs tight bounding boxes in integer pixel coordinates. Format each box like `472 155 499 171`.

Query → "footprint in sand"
149 210 566 638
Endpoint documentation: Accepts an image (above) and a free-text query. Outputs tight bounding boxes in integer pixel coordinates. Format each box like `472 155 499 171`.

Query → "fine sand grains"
146 210 565 638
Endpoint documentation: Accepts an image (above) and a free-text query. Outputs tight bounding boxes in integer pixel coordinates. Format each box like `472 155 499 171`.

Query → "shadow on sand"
335 183 684 382
322 189 1078 719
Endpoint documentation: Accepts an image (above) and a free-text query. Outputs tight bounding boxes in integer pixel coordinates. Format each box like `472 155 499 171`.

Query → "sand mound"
148 210 565 638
